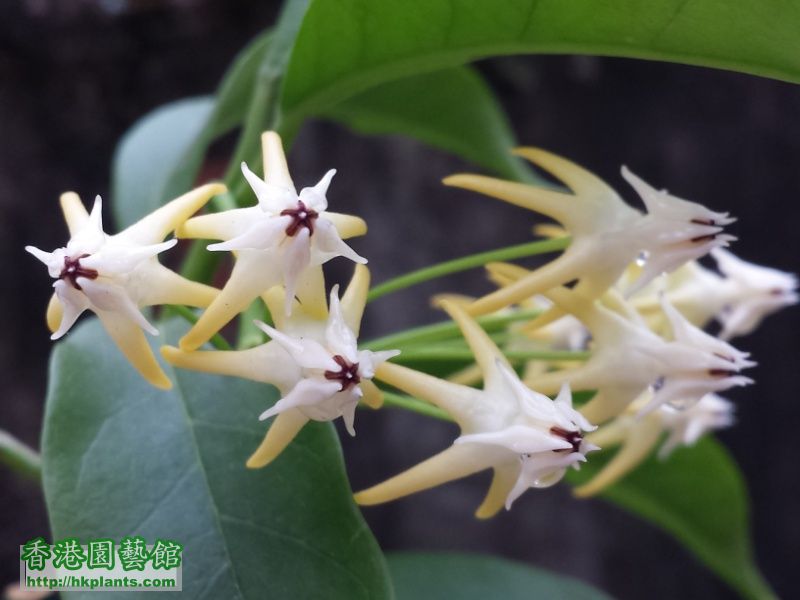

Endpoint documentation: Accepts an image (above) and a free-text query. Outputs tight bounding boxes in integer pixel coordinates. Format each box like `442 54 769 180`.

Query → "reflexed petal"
116 183 226 246
46 292 63 334
134 262 218 308
475 464 520 519
325 212 367 239
261 131 295 190
161 342 299 391
176 207 262 241
179 252 281 351
51 280 91 339
246 408 308 469
79 278 157 336
340 264 370 335
95 309 171 389
574 414 663 497
355 444 495 506
59 191 90 235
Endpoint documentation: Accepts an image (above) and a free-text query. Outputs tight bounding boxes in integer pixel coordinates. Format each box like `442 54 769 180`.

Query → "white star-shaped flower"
711 248 798 339
176 131 367 351
574 392 734 497
443 148 734 323
526 287 754 424
161 265 397 468
355 300 597 518
26 184 224 388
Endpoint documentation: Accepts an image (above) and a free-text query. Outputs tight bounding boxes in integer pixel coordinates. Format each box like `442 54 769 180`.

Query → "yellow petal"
475 464 519 519
512 147 616 200
360 380 384 409
340 264 370 335
138 263 218 308
468 253 581 316
438 299 511 388
375 362 478 421
579 385 645 425
97 310 171 390
161 343 297 390
447 363 484 386
59 192 89 235
46 292 63 334
179 252 279 351
533 223 568 239
354 444 492 506
176 207 259 241
247 408 308 469
326 212 368 239
485 261 529 288
261 131 294 189
574 414 662 498
118 183 226 245
295 265 328 320
443 173 576 226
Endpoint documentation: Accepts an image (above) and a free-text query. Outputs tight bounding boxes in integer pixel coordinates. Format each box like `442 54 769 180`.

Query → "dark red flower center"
281 201 319 237
324 355 361 391
550 426 583 454
59 254 98 290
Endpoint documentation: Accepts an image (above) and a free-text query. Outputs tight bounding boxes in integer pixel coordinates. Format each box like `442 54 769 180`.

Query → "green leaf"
567 438 775 600
111 96 215 229
283 0 800 121
42 318 392 599
387 552 612 599
320 66 536 182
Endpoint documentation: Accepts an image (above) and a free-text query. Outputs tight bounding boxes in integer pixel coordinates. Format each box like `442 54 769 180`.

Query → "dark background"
2 1 799 599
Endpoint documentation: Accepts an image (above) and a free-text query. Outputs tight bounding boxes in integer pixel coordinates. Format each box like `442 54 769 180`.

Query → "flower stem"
0 430 41 482
366 237 570 302
378 391 453 421
391 347 589 363
363 308 541 350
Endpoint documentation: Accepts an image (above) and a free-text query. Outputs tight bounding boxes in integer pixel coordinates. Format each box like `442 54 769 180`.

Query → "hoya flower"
176 131 367 351
443 148 734 318
26 184 224 389
355 300 597 518
526 288 754 424
710 248 798 339
161 265 397 468
629 249 797 340
574 393 734 497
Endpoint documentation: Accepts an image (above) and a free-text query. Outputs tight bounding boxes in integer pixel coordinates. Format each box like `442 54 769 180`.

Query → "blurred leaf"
42 318 392 599
111 96 214 229
387 552 612 599
567 437 775 600
320 66 537 182
283 0 800 121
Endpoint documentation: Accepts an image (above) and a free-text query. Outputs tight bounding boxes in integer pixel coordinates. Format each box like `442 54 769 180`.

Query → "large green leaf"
320 66 537 182
567 438 775 600
387 552 612 599
283 0 800 121
111 96 215 229
41 318 392 599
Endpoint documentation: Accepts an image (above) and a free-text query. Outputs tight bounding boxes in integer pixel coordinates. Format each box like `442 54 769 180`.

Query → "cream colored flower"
161 265 395 468
355 300 596 518
574 393 734 497
526 288 753 424
176 131 367 351
443 148 733 319
26 185 224 389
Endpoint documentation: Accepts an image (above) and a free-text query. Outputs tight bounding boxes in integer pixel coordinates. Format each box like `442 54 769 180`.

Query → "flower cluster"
29 138 795 513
